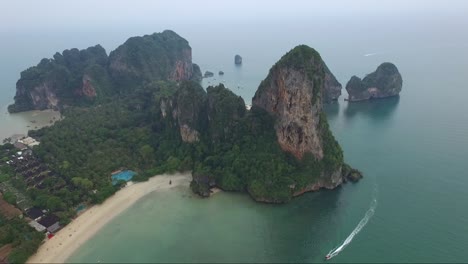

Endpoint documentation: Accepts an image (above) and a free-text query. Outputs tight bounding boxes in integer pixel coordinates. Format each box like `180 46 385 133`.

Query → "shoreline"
27 172 192 264
0 106 61 144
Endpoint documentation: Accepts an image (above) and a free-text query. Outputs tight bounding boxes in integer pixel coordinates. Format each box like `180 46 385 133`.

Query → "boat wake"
363 52 379 57
326 189 378 260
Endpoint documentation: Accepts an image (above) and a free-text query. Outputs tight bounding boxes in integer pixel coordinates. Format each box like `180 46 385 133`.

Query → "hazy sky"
1 0 467 33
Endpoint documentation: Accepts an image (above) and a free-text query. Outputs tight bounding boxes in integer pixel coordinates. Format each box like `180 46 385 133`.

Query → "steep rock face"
108 30 196 91
154 81 207 143
323 64 342 102
253 45 326 160
191 63 203 82
248 45 349 202
8 45 110 112
174 82 207 143
28 82 60 110
79 75 97 98
346 62 402 101
206 84 246 142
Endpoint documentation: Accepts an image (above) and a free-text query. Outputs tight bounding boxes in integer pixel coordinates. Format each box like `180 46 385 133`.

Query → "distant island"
235 54 242 65
346 62 403 101
1 30 362 262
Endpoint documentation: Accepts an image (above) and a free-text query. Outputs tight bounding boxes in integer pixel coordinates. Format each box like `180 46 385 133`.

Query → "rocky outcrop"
9 30 204 113
154 81 207 143
79 74 97 98
174 82 207 143
293 167 343 196
235 55 242 65
249 45 351 203
191 63 202 82
204 71 214 78
108 30 197 91
346 62 402 101
341 163 363 183
323 64 342 102
206 84 246 142
8 45 109 112
253 45 326 160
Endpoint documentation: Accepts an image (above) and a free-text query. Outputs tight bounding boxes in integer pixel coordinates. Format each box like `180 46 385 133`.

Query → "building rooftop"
26 207 44 220
38 214 59 228
13 142 27 150
28 220 46 232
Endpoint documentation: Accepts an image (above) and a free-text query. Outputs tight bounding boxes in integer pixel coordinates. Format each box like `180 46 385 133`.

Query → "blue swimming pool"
111 170 136 185
76 204 87 213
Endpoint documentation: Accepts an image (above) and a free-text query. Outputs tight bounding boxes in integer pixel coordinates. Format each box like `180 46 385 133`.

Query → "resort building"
28 220 46 232
38 214 60 233
18 137 40 148
26 207 44 221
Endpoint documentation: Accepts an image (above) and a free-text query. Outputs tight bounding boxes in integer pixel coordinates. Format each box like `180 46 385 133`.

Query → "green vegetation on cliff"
24 45 349 204
8 45 111 113
8 30 201 113
26 79 345 203
109 31 188 91
256 45 325 106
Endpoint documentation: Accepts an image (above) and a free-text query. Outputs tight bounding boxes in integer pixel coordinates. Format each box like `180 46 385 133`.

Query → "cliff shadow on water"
344 96 400 121
258 187 344 263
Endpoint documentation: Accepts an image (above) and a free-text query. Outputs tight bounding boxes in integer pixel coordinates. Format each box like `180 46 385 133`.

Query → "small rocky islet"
346 62 403 101
234 54 242 65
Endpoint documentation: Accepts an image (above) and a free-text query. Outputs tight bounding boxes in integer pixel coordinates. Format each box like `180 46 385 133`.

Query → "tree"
139 145 154 164
3 192 16 205
72 177 94 191
46 196 65 211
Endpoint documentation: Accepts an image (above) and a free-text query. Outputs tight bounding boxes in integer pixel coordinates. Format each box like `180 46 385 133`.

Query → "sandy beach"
27 172 191 264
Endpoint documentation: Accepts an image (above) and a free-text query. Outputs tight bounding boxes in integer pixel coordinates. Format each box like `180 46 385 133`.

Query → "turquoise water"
111 170 136 185
0 16 467 263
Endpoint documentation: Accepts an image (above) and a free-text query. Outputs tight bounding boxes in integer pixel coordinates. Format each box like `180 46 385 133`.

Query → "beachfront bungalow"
38 214 60 233
26 207 44 221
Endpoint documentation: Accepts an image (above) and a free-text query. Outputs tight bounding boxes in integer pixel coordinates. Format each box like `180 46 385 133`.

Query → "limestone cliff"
249 45 352 202
191 63 203 82
206 84 246 142
9 30 202 113
176 45 358 203
323 64 342 102
8 45 110 112
154 81 207 143
174 82 207 143
346 62 402 101
253 45 327 160
108 30 198 91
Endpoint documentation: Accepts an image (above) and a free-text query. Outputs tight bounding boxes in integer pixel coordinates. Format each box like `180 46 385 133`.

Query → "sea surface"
1 16 468 262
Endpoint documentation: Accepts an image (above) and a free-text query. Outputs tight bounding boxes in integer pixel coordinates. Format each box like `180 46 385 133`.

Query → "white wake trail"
326 189 378 259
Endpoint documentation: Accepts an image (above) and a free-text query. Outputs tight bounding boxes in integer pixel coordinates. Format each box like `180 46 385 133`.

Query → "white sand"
27 173 191 264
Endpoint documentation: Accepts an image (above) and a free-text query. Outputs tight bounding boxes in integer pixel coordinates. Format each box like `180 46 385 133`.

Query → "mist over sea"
1 16 468 262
